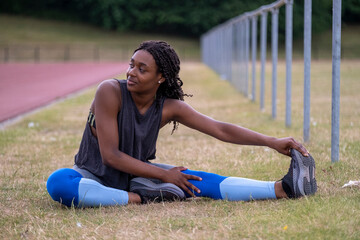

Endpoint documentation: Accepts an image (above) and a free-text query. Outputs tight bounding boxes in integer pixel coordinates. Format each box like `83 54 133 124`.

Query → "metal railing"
0 44 132 62
201 0 293 125
0 44 200 63
201 0 342 162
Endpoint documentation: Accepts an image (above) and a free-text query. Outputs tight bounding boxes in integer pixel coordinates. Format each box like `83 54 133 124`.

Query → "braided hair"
134 40 191 133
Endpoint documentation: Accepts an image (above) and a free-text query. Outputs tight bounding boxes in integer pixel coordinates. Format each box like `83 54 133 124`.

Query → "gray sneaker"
130 177 186 204
282 149 317 198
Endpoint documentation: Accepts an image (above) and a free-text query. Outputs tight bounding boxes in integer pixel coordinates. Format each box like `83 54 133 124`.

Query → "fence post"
231 24 239 88
227 25 233 81
221 28 226 79
238 21 243 93
304 0 312 142
285 0 293 127
34 46 40 63
245 18 250 98
215 32 219 74
64 45 70 61
4 46 10 62
271 8 279 119
240 21 246 94
331 0 342 162
239 22 244 91
232 23 236 87
260 11 268 111
251 16 258 102
94 46 100 62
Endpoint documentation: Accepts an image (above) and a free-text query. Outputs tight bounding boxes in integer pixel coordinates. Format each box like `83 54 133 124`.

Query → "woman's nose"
127 67 136 76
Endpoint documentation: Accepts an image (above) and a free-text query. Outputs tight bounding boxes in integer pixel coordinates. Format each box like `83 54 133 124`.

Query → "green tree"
0 0 358 38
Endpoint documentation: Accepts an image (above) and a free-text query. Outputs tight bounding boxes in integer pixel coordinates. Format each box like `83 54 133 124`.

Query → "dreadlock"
134 40 191 133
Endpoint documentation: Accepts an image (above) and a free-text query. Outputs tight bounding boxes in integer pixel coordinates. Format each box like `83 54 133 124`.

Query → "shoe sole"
129 177 185 201
291 149 317 197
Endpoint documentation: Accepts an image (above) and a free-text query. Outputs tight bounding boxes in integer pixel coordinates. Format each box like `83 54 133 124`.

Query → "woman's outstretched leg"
182 170 277 201
182 149 317 201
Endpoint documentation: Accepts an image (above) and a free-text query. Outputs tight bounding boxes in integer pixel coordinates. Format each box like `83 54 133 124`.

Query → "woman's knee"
46 168 83 207
182 169 227 199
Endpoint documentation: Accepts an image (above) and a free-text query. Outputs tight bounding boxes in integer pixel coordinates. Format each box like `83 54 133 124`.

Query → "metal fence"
201 0 293 125
0 44 200 63
0 44 129 62
201 0 342 162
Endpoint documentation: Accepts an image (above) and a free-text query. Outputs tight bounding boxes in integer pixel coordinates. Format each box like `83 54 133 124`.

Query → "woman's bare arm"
163 99 308 157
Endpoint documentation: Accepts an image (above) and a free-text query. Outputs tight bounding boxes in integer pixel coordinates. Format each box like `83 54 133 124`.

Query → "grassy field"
1 58 360 239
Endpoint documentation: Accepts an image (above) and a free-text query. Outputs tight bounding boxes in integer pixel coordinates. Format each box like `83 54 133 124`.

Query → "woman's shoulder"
163 98 183 107
97 79 122 89
93 79 122 108
95 79 123 97
162 98 191 116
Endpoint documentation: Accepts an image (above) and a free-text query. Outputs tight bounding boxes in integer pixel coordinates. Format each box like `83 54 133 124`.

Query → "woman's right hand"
162 166 202 197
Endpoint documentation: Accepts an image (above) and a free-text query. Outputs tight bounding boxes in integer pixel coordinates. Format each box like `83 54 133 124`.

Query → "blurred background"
1 0 360 63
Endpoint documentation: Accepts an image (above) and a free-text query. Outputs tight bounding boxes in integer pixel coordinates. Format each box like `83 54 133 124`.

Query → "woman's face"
126 50 162 94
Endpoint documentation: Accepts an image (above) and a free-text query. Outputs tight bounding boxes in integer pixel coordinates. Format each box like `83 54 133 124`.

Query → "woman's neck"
130 91 156 115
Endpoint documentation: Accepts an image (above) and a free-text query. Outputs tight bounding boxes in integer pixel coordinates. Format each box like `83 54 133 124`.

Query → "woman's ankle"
275 181 288 199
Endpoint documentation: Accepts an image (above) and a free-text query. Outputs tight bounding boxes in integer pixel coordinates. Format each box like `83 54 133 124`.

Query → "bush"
0 0 356 38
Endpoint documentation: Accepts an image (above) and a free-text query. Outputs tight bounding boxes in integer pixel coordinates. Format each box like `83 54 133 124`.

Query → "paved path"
0 62 128 123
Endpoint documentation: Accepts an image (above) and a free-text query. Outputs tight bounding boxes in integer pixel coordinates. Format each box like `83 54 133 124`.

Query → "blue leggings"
46 168 276 207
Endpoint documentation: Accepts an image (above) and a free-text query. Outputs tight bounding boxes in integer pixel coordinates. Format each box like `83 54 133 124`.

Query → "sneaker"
129 177 186 204
282 149 317 198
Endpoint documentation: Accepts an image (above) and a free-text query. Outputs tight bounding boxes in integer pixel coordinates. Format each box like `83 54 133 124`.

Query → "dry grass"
1 60 360 239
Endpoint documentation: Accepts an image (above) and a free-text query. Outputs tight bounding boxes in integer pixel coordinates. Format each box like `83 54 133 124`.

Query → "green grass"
1 59 360 239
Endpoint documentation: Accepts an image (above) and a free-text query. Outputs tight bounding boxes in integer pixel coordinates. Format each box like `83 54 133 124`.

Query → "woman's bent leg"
182 170 277 201
46 168 129 207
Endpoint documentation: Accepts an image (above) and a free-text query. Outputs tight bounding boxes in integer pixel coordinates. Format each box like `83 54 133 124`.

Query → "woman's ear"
158 75 164 84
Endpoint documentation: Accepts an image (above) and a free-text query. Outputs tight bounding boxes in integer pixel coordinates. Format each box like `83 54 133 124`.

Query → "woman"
47 41 317 207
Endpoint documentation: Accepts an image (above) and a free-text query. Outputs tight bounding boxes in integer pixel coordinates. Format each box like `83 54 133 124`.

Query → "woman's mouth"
127 78 136 86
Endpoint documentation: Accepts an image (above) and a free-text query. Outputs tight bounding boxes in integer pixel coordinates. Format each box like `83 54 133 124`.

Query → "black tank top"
74 79 165 190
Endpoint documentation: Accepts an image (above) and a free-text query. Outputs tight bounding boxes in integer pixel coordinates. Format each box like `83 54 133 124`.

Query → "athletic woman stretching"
47 41 317 207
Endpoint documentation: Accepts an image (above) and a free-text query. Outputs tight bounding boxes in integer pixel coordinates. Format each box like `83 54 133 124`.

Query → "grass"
1 58 360 239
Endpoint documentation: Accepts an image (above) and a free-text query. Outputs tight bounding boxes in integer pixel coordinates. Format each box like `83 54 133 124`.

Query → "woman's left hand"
270 137 309 157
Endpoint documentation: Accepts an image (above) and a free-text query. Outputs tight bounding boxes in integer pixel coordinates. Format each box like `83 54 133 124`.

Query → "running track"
0 63 128 123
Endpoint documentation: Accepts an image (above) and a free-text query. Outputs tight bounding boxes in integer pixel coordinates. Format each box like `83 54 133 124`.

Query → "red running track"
0 62 128 123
